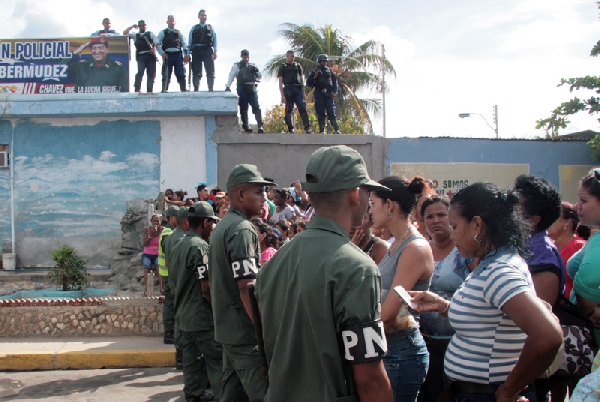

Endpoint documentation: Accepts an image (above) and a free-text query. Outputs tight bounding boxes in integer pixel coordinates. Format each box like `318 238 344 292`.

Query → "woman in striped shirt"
410 182 563 402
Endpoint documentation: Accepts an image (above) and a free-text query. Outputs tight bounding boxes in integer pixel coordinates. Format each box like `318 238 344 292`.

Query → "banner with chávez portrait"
0 36 129 94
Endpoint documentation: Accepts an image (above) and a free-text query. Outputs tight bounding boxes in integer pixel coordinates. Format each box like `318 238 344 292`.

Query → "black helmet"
317 54 328 63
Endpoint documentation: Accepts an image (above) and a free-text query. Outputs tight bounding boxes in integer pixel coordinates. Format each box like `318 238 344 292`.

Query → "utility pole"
493 105 499 139
381 44 386 138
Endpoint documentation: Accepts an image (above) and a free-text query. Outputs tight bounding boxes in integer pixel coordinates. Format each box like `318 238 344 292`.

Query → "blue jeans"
141 254 158 270
384 328 429 402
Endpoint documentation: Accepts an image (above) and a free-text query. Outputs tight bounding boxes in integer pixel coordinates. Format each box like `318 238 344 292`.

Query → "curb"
0 349 175 371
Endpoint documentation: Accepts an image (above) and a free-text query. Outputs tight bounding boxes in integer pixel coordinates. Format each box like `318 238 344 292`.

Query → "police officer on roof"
188 9 217 92
306 54 341 134
278 50 311 133
225 49 264 133
91 18 119 36
157 15 190 93
123 20 158 93
67 36 129 92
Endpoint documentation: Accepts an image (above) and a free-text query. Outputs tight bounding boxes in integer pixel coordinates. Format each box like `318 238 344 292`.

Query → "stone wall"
0 298 164 338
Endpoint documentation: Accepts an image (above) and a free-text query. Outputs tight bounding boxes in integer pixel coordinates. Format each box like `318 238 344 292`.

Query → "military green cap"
166 206 179 217
226 164 277 190
302 145 388 193
189 201 217 219
176 207 189 219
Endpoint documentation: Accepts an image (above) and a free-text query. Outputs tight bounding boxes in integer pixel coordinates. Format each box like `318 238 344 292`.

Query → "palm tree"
265 23 396 134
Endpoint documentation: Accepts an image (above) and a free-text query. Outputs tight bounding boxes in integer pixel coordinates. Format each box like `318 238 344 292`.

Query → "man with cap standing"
164 207 190 370
171 201 221 402
209 164 276 401
123 20 158 93
255 145 393 401
158 206 178 343
67 36 129 93
157 15 190 93
188 9 217 92
278 50 311 133
225 49 263 133
306 54 341 134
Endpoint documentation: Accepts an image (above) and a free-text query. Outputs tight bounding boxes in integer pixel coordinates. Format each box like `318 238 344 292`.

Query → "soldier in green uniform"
164 207 190 370
67 36 129 93
159 205 179 344
208 164 276 402
171 201 222 402
255 145 393 401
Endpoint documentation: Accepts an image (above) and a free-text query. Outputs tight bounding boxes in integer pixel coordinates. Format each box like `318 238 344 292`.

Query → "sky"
2 0 599 139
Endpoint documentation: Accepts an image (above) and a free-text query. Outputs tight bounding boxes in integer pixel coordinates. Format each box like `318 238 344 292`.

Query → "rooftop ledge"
0 92 239 118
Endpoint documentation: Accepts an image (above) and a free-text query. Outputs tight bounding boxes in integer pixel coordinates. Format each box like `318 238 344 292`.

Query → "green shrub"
48 245 89 291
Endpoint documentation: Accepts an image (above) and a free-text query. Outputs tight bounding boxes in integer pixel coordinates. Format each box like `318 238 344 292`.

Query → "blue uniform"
188 24 217 91
307 65 340 133
157 28 189 92
129 31 158 92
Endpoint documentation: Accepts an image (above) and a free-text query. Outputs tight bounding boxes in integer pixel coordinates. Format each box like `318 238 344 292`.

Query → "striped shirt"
444 247 534 384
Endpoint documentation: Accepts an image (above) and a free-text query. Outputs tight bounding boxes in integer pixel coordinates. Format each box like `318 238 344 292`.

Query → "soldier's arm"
332 72 339 95
353 362 393 401
187 27 194 54
238 278 256 324
123 24 137 35
212 30 217 59
306 69 315 87
180 33 189 57
156 31 165 55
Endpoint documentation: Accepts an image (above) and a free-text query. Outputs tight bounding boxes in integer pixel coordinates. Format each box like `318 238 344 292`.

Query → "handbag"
552 296 598 378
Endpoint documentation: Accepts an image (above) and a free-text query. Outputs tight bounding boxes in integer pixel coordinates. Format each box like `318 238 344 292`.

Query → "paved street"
0 367 186 401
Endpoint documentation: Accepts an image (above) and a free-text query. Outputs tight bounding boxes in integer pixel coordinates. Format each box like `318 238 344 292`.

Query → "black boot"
175 348 183 370
255 110 264 133
164 330 174 344
207 76 214 92
193 76 200 92
134 76 142 93
179 81 187 92
241 112 252 133
330 118 341 134
301 112 311 133
318 117 326 134
285 114 294 133
147 81 154 93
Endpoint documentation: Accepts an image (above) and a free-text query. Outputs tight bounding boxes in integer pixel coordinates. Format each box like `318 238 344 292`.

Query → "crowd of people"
143 145 600 402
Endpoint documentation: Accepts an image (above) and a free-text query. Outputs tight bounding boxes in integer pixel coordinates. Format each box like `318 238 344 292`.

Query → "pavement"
0 337 175 371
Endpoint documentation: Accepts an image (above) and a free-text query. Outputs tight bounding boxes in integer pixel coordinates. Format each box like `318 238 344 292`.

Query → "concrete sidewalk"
0 336 175 371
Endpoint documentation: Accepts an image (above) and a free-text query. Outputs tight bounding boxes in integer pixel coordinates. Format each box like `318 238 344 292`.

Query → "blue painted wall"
12 120 160 241
0 120 11 252
387 137 597 187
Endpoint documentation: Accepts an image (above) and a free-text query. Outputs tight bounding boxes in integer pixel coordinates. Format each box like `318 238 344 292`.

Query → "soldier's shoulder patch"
248 243 256 258
114 60 123 66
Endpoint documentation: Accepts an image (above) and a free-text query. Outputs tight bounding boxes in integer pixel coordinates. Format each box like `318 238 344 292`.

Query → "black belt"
451 381 498 395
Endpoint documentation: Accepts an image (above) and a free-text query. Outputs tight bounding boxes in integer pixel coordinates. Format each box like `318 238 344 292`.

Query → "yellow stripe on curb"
0 350 175 371
55 349 176 369
0 352 55 371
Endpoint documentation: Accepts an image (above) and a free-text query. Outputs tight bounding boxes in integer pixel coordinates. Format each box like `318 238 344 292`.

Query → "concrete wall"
213 119 389 188
387 137 597 202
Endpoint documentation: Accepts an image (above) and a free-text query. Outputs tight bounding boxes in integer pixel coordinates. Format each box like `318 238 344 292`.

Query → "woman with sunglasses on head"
410 182 563 402
370 176 434 402
569 169 600 342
